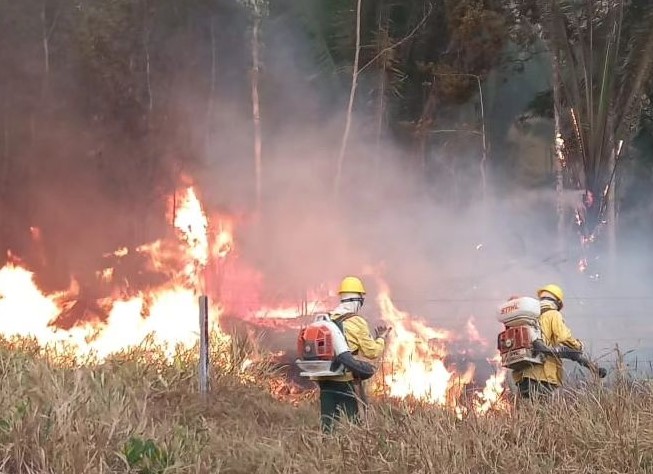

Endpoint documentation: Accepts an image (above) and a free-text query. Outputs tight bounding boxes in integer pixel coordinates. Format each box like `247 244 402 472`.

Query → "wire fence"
239 294 652 357
385 296 653 302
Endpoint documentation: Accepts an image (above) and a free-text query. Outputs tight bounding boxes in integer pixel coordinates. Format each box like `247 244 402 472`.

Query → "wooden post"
199 295 210 395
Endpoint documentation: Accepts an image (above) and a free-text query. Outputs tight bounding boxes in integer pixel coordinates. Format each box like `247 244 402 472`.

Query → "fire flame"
0 182 509 415
373 280 506 414
0 186 227 360
473 354 508 414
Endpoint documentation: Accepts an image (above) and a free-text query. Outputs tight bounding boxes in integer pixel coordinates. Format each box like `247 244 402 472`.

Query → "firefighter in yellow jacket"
513 284 584 399
312 276 390 432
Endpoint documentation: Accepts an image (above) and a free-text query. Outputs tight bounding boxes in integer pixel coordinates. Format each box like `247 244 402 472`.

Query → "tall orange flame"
0 185 228 360
375 282 474 406
373 279 506 414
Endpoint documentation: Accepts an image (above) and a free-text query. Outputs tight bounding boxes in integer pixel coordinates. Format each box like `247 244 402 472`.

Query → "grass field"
1 335 652 474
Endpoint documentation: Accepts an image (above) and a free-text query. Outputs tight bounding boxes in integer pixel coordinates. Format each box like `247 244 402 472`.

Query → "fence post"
199 295 210 395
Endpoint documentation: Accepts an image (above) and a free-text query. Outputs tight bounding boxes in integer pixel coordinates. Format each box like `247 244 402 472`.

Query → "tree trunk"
41 0 50 96
334 0 363 198
1 103 8 190
41 0 59 100
374 1 388 176
473 74 491 231
206 18 217 151
0 103 9 253
606 143 618 281
414 80 438 188
374 69 386 175
251 14 263 211
551 51 566 257
144 27 153 116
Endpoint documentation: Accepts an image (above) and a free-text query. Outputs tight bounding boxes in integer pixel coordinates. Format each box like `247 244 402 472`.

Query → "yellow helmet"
338 276 366 295
537 284 564 307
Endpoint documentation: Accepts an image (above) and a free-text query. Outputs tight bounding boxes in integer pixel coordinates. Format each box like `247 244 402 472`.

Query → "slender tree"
334 0 363 198
240 0 269 211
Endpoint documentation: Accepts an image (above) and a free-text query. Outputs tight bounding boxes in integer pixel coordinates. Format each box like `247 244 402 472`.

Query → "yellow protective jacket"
311 312 385 383
513 308 583 386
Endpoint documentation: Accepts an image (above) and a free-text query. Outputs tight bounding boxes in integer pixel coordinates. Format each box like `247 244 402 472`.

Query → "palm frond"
613 6 653 140
548 1 590 178
283 0 346 82
590 4 621 188
540 0 653 233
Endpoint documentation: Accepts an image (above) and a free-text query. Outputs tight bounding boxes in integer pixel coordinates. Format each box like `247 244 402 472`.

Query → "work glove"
374 325 391 339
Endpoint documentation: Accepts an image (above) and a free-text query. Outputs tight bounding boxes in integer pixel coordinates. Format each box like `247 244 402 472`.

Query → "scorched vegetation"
0 336 651 474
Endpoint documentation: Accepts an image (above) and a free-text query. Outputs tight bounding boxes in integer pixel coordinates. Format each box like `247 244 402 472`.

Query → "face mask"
342 297 364 309
540 296 560 310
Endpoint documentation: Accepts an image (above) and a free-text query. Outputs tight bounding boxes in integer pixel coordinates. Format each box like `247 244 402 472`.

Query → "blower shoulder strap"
332 312 357 333
332 312 358 355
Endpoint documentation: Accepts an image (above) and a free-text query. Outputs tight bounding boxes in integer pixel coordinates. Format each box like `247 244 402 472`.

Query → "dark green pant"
517 378 557 400
318 380 359 433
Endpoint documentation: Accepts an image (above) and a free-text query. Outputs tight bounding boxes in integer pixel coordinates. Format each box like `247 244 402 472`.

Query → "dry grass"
1 335 652 474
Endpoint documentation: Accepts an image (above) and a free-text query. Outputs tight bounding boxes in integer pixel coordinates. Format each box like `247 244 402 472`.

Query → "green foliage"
0 400 31 443
510 0 653 238
281 0 341 83
552 0 653 224
444 0 507 78
123 436 172 473
74 0 150 128
524 89 554 119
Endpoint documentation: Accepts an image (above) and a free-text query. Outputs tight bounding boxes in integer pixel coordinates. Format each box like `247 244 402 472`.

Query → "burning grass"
1 337 652 473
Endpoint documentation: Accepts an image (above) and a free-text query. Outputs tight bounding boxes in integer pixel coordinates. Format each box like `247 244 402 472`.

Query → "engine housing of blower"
295 314 349 377
496 297 545 370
